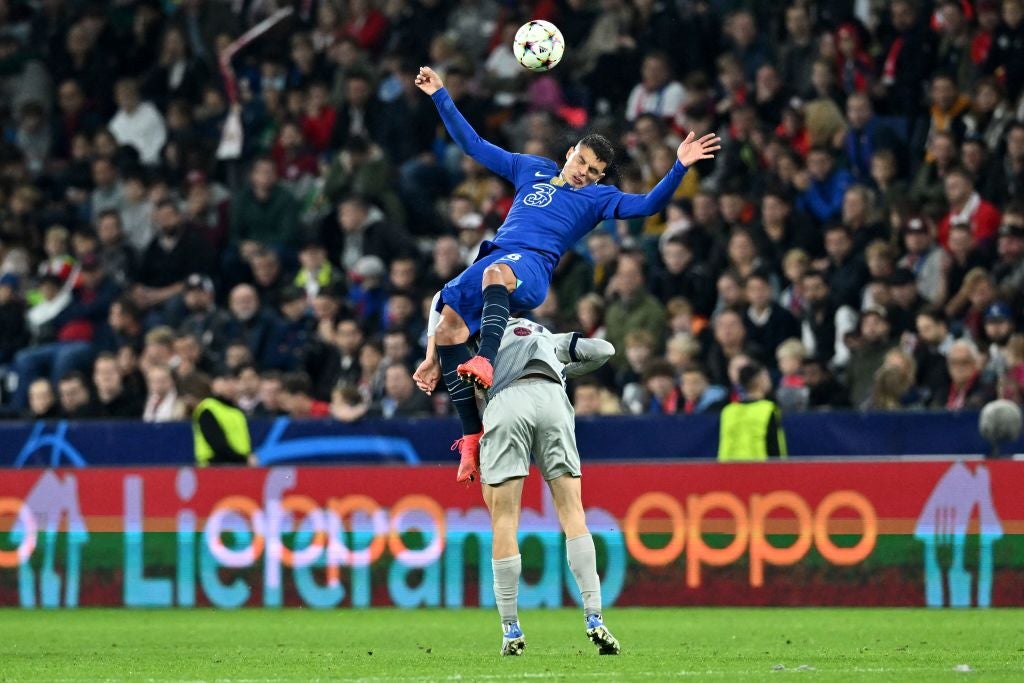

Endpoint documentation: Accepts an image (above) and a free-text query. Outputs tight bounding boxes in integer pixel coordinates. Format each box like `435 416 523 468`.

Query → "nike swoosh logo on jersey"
534 171 549 177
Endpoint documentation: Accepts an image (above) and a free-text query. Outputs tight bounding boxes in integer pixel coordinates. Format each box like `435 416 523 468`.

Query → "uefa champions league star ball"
979 398 1023 445
513 20 565 72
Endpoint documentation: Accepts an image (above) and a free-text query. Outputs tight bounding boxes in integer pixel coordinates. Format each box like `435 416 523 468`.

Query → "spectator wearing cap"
325 195 415 273
934 339 998 409
993 209 1024 302
179 274 229 354
846 304 895 407
718 361 787 462
108 78 167 166
229 157 300 257
981 300 1016 373
743 271 800 367
796 147 853 227
0 273 28 366
937 166 1002 248
888 267 927 337
898 216 948 305
348 255 388 331
136 199 213 321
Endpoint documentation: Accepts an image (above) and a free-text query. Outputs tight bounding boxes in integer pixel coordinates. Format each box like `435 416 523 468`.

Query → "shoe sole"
501 636 526 656
587 626 621 655
457 369 493 389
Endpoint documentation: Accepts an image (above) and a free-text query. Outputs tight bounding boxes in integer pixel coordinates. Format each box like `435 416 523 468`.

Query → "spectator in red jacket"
937 166 1002 248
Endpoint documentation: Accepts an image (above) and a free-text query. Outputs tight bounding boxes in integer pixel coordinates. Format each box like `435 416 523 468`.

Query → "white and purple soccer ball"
513 20 565 73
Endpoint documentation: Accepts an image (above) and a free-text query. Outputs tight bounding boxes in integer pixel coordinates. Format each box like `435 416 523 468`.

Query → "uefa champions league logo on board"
914 462 1004 608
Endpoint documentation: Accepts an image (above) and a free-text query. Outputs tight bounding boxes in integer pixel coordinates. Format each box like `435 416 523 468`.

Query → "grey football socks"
566 533 602 617
492 554 522 625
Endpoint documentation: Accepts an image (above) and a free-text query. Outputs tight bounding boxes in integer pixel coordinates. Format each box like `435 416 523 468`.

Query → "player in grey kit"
418 298 619 656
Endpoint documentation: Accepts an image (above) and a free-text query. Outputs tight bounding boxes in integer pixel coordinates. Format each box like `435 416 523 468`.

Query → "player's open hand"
414 66 443 96
677 132 721 167
413 357 441 394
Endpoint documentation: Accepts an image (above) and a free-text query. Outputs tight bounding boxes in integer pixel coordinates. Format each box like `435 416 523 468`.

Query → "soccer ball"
513 20 565 72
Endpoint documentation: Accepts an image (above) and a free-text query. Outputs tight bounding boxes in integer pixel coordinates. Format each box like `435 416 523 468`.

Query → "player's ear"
565 145 575 160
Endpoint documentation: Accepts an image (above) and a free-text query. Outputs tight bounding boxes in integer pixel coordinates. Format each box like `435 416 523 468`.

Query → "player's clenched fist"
413 356 440 395
415 67 443 96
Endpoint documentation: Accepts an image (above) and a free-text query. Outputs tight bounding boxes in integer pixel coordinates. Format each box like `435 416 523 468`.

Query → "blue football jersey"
431 88 688 269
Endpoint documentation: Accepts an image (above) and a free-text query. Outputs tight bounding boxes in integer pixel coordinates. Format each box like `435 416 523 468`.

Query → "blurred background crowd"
1 0 1024 423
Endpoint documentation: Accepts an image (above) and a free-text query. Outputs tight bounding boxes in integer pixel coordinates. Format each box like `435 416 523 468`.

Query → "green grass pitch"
2 608 1021 681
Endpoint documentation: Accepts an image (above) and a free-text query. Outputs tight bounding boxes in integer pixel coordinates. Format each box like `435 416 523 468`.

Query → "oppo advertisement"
1 461 1021 608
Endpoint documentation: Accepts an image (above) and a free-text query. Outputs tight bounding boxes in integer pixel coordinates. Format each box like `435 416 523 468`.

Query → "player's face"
562 145 606 189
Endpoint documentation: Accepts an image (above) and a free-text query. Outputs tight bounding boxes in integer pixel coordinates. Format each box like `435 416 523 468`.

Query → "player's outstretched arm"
415 66 516 181
604 131 720 220
414 291 442 394
554 333 615 378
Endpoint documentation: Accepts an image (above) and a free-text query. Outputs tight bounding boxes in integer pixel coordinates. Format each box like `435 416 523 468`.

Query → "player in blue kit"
411 66 720 479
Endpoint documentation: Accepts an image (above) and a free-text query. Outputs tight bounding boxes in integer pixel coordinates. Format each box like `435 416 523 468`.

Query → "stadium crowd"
1 0 1024 423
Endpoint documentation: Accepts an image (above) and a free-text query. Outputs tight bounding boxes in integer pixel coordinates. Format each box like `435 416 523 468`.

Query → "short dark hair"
738 361 765 391
281 372 313 396
59 370 88 387
917 306 948 326
577 133 615 166
643 360 676 383
744 270 772 287
681 363 709 378
801 269 829 285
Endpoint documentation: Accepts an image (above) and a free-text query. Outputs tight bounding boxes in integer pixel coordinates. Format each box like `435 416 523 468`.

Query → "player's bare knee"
482 264 516 291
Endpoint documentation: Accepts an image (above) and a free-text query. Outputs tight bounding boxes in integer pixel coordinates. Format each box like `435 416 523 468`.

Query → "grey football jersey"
487 318 614 400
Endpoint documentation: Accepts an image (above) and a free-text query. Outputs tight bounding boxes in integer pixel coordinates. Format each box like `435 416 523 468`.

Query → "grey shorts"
479 378 581 485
